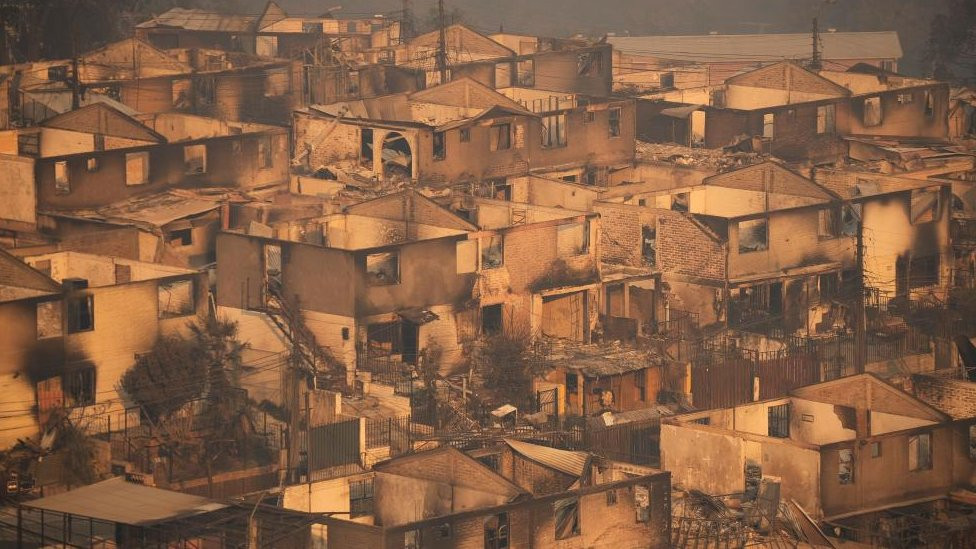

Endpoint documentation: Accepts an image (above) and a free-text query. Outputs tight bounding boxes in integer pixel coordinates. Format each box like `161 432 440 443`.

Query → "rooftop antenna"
436 0 448 83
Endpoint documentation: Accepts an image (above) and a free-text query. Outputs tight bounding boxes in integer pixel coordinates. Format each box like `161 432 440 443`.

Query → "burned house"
661 373 976 545
133 1 397 60
395 24 613 97
539 340 668 417
284 441 671 549
0 247 206 449
293 77 634 188
638 61 951 165
0 104 289 265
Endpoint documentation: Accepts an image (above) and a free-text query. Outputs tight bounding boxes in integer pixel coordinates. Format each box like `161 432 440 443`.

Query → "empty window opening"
908 432 932 471
258 136 274 169
481 235 504 269
432 131 446 161
606 489 618 506
557 221 589 256
609 107 621 138
158 278 195 318
577 51 602 76
302 21 323 33
838 448 854 484
183 144 207 174
382 132 412 178
660 72 675 88
762 113 775 139
62 367 95 407
125 152 149 185
635 370 646 402
54 160 69 193
482 304 503 335
366 252 400 286
566 373 579 395
541 114 567 148
349 479 374 518
36 301 62 339
404 529 421 549
459 127 471 142
817 104 836 134
818 207 840 239
66 294 94 333
897 92 914 104
671 192 689 212
86 157 98 172
554 497 581 540
484 513 509 549
768 403 790 438
642 225 656 266
360 128 374 167
911 189 940 224
863 96 882 127
517 59 535 87
925 91 935 118
490 123 511 151
737 218 768 253
114 263 131 284
871 441 882 458
168 228 192 247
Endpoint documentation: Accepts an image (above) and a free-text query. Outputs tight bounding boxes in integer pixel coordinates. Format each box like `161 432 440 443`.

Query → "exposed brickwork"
656 209 727 281
728 62 847 96
911 375 976 420
595 201 649 267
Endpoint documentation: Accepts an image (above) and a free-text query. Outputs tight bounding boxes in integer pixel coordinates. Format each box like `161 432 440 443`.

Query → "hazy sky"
262 0 949 75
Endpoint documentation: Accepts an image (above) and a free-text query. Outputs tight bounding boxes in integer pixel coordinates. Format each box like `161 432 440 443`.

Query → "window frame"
432 131 446 161
366 251 401 286
66 294 95 334
54 160 70 193
608 107 622 138
480 235 504 270
908 432 932 471
124 151 150 186
553 496 581 540
490 123 512 152
349 478 374 518
183 143 207 175
767 402 790 438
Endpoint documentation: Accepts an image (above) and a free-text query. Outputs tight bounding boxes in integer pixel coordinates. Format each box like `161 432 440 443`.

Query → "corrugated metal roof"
97 192 221 227
22 477 226 526
504 438 588 477
608 32 902 63
136 8 255 32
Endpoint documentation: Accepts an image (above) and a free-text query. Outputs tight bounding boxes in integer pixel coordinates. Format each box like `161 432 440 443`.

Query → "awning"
21 477 226 526
398 307 439 325
660 104 704 119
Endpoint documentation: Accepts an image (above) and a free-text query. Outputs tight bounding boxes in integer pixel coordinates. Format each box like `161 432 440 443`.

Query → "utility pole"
810 16 822 70
855 214 866 374
436 0 448 84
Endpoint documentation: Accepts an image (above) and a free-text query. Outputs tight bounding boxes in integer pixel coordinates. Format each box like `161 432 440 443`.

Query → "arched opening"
381 132 412 179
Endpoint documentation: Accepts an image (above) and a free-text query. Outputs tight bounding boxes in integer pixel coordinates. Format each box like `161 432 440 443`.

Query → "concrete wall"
0 272 206 449
35 131 289 211
728 206 855 280
661 422 822 515
820 424 966 518
838 85 950 139
0 154 37 227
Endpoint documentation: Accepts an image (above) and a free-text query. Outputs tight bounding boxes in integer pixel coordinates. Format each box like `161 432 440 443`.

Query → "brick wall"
595 202 654 267
911 375 976 420
656 209 726 281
